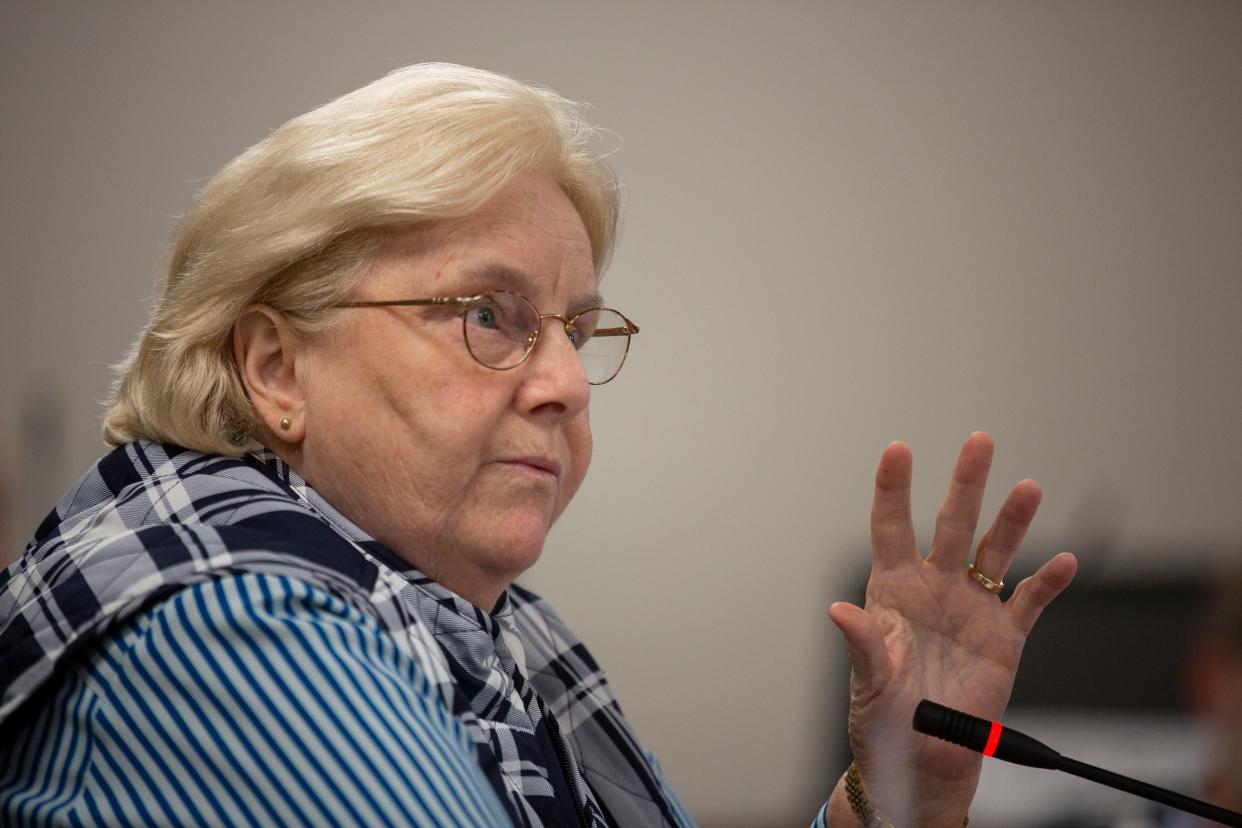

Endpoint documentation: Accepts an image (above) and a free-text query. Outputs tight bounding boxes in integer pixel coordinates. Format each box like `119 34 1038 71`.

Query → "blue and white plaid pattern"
0 441 695 827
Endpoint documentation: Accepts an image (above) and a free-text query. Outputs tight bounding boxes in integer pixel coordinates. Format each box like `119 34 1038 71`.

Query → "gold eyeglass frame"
333 290 639 385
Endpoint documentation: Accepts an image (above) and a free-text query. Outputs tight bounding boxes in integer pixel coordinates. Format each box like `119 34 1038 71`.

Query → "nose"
515 315 590 418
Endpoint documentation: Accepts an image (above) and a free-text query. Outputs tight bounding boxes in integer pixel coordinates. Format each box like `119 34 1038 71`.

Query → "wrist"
844 760 970 828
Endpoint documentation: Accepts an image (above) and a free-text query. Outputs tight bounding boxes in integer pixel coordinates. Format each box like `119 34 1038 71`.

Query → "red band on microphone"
983 721 1002 757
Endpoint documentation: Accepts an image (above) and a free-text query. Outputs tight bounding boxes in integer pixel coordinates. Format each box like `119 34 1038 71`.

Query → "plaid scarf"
0 441 689 827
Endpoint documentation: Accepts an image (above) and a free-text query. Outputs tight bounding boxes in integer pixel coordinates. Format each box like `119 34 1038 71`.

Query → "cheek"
560 410 593 506
352 329 488 456
302 326 484 481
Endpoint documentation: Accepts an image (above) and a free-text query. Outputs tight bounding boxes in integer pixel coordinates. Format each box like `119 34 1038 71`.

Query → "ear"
233 305 306 444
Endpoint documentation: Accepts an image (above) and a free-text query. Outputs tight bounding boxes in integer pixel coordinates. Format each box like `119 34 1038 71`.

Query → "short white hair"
103 63 619 456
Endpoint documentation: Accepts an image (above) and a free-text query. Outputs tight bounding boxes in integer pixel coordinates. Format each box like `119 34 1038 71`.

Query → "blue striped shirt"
1 574 512 826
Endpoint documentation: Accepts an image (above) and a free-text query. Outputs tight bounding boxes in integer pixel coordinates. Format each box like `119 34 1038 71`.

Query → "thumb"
829 602 891 703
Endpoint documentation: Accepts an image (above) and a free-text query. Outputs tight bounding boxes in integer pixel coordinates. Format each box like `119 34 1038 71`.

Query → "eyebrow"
463 263 605 311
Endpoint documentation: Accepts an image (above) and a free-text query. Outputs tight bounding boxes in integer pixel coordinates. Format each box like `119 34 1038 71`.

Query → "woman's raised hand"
828 432 1077 826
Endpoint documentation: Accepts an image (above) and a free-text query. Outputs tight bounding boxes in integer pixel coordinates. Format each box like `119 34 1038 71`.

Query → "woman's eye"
470 305 498 328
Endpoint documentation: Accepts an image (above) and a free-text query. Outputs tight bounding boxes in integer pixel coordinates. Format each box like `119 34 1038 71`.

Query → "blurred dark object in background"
1010 576 1210 711
1186 571 1242 816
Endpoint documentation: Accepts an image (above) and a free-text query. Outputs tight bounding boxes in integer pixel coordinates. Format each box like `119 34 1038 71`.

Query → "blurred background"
2 2 1239 825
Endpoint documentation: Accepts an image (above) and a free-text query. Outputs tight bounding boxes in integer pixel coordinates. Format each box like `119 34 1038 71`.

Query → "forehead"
370 175 598 303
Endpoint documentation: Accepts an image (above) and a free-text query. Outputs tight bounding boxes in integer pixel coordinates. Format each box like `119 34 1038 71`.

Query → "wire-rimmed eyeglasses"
334 290 639 385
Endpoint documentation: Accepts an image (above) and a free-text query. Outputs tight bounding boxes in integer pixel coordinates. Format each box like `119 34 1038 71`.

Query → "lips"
501 456 562 480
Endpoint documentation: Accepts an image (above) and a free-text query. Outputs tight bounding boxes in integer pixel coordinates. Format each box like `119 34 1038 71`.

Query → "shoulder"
1 572 509 827
30 442 293 545
1 443 383 722
21 441 355 582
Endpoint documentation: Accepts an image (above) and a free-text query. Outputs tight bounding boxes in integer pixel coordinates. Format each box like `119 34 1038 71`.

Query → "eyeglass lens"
462 292 631 384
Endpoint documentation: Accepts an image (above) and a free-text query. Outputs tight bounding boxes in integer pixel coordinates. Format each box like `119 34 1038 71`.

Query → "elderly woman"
0 64 1075 826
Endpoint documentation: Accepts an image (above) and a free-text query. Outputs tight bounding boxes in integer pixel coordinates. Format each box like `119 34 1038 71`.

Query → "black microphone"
913 699 1242 827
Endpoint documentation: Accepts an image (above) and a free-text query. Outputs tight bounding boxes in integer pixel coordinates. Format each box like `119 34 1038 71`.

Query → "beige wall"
2 2 1240 824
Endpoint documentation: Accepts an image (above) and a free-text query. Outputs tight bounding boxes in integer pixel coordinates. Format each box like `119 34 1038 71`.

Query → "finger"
828 601 891 705
927 432 994 570
1007 552 1078 635
970 479 1042 585
870 442 918 570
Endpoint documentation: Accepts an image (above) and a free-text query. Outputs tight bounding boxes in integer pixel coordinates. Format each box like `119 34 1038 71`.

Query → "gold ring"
966 563 1003 595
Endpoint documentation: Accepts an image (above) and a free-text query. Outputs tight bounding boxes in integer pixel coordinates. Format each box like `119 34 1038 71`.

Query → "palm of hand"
864 563 1025 782
830 433 1078 823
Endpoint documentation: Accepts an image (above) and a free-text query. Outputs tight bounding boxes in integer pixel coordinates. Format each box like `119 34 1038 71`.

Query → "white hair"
102 63 619 456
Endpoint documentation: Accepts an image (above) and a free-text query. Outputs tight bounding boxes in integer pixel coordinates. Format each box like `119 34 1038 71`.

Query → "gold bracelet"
845 761 968 828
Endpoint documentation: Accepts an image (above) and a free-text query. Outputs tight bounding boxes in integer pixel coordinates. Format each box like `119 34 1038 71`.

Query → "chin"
493 529 549 570
483 511 551 574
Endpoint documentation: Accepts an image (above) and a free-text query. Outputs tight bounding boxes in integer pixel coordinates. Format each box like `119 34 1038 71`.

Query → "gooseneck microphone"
913 699 1242 827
